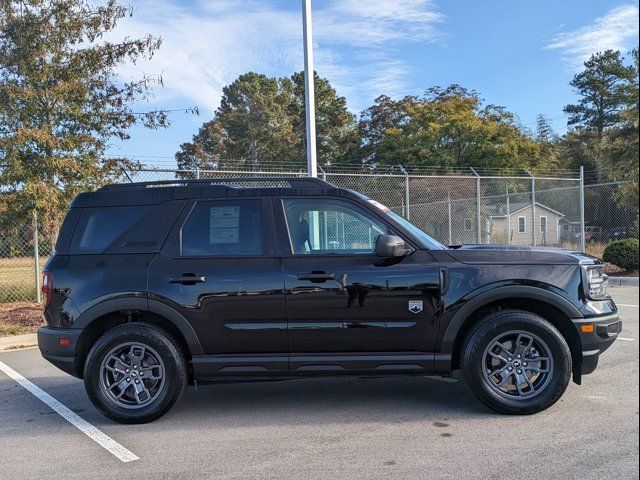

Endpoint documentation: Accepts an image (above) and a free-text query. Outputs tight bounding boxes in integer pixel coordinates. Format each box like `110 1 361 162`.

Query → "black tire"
84 323 188 424
461 310 572 415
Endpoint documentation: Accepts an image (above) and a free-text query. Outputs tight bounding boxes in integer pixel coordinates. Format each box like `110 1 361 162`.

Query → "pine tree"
0 0 171 237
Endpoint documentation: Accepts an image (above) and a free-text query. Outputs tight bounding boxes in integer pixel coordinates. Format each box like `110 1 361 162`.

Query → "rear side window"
179 200 262 256
70 206 150 254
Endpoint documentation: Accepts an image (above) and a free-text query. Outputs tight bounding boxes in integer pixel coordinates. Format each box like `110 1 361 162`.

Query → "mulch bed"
603 263 639 277
0 302 44 337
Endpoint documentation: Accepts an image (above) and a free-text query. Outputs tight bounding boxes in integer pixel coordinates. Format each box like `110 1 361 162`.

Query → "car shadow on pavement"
1 368 494 431
162 375 492 428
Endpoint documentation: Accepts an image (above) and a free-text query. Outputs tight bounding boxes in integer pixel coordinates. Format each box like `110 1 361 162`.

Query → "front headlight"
584 265 609 300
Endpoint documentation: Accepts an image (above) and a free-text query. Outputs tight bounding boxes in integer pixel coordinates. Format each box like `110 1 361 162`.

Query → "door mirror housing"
374 235 414 257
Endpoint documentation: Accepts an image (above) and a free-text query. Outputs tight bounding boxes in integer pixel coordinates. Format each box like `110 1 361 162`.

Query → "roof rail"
99 177 333 191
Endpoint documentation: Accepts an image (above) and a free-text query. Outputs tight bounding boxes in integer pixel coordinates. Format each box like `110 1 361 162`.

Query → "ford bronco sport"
38 177 621 423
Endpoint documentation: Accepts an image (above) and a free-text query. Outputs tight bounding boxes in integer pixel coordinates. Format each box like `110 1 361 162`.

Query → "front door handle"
169 273 206 285
298 272 336 283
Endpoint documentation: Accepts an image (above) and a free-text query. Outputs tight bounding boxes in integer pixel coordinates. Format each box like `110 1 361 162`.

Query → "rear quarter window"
69 206 150 254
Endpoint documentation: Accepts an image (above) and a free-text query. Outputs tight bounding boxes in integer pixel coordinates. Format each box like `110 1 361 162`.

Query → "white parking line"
0 360 138 463
617 304 639 308
617 337 636 342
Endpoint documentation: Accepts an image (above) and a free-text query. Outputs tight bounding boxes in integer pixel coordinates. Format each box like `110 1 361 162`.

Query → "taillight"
42 271 53 308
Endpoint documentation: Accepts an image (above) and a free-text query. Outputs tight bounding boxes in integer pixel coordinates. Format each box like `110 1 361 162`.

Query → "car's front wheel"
84 323 188 424
461 310 572 414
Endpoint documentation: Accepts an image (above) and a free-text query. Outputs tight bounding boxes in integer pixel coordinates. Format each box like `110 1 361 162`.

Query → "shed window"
540 216 548 233
464 218 473 231
518 216 526 234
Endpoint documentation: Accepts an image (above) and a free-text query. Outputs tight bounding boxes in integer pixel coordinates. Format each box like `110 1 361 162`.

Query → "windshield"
385 209 447 250
356 194 447 250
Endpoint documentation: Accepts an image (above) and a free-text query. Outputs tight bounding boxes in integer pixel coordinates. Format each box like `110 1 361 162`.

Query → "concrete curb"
609 277 639 288
0 333 38 351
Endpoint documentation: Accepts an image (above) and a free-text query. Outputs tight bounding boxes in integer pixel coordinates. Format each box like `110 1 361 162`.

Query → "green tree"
286 72 359 169
217 72 298 170
604 48 639 214
176 72 358 173
560 48 638 228
0 0 170 238
358 94 412 168
564 50 635 142
535 114 557 143
534 114 564 171
177 72 298 172
358 85 540 173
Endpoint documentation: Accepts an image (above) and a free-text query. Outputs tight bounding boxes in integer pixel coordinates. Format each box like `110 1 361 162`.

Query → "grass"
0 256 49 303
0 324 32 336
585 242 607 259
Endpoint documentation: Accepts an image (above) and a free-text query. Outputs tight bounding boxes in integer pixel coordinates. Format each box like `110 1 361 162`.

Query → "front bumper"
37 327 82 378
573 313 622 378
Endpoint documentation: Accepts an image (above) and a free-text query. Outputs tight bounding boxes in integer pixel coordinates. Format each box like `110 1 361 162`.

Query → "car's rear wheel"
84 323 187 424
461 310 572 414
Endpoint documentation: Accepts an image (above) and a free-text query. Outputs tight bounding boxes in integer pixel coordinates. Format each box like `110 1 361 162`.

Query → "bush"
603 239 640 272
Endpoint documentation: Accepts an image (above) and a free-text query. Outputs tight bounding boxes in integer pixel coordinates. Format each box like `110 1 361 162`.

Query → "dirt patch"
0 302 44 337
3 343 38 350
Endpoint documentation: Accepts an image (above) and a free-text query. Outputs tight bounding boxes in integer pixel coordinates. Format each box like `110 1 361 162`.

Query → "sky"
105 0 640 166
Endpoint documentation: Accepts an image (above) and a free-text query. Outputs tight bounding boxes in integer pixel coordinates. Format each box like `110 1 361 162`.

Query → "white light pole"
302 0 318 178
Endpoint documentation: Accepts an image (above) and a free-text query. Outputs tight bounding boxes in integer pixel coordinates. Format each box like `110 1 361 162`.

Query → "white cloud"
545 4 639 69
108 0 444 114
317 0 444 47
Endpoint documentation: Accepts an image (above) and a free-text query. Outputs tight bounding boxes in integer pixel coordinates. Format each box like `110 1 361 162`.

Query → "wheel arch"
72 298 203 378
441 286 583 380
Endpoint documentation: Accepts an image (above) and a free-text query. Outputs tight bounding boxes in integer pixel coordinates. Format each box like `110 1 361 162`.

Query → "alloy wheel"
482 330 554 400
99 342 166 409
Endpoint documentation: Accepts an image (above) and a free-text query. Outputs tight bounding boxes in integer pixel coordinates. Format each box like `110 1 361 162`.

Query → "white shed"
488 202 566 246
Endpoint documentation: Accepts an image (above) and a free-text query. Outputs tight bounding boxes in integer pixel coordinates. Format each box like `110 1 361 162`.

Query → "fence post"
398 166 410 220
447 194 453 246
33 210 41 303
470 168 481 244
318 165 327 182
195 166 200 179
580 166 586 252
506 187 511 245
526 170 537 246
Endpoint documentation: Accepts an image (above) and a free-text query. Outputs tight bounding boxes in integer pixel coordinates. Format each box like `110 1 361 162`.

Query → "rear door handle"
297 273 336 282
169 273 206 285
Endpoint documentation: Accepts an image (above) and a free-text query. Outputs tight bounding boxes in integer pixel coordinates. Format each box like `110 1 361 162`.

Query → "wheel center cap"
512 360 521 368
130 371 137 378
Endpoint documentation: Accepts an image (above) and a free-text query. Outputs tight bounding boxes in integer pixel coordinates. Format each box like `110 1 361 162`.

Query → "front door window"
282 199 388 255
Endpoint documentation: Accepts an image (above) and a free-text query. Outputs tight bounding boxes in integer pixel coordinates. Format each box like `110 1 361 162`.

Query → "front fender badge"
409 300 423 314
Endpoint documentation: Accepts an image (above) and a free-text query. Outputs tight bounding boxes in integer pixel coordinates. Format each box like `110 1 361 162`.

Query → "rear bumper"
37 327 82 378
573 313 622 377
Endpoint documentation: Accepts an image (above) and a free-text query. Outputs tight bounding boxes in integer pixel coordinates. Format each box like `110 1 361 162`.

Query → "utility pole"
580 166 586 253
506 187 511 245
302 0 318 178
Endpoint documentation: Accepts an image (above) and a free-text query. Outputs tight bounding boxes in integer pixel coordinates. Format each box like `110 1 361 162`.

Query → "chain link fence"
0 214 53 303
1 166 637 303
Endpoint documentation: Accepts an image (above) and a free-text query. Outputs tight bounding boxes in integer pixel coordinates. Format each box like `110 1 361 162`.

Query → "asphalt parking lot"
1 286 638 480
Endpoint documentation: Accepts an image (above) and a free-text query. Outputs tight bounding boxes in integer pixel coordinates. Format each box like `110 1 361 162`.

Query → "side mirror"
374 234 414 257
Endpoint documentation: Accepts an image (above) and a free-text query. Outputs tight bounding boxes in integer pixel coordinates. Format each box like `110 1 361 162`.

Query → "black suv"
38 178 621 423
